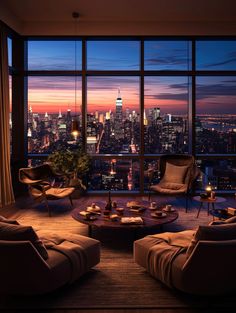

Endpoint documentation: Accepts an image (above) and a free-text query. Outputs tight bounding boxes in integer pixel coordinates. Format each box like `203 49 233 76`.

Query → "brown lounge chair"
19 164 75 216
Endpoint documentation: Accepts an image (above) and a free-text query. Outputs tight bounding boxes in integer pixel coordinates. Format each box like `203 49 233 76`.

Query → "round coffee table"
72 201 178 237
193 196 226 218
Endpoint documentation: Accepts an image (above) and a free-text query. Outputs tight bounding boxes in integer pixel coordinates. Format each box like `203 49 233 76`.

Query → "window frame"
11 35 236 194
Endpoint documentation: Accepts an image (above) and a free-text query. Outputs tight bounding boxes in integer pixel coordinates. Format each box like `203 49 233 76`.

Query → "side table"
193 196 226 218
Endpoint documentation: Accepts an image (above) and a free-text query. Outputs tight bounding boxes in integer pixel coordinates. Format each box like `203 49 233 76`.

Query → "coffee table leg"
197 202 203 218
88 225 93 237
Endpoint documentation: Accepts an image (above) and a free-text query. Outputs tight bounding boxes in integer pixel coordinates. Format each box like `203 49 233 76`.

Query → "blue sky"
8 39 236 114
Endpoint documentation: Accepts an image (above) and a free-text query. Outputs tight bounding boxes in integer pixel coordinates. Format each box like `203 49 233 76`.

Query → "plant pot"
71 187 87 199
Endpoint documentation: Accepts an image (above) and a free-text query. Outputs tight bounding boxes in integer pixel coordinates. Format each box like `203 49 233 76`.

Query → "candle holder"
205 185 212 198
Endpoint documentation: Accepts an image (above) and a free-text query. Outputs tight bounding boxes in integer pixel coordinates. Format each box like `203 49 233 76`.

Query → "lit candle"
206 185 212 198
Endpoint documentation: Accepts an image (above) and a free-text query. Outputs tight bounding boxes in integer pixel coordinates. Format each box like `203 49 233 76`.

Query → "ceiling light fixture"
71 11 80 139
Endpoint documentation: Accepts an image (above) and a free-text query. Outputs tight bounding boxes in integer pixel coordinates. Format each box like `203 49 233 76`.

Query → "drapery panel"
0 27 15 207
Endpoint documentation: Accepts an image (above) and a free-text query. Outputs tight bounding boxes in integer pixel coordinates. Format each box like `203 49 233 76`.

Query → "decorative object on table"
112 201 117 208
149 201 157 210
47 147 90 196
121 217 143 225
87 202 101 214
80 211 97 221
151 211 167 218
163 204 175 212
210 191 216 199
205 184 212 198
105 191 112 211
129 206 146 213
126 201 142 209
115 207 124 215
110 214 119 221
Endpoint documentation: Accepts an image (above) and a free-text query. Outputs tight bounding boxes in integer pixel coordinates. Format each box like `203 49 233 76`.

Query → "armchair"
148 154 200 212
19 164 75 216
0 217 100 295
134 219 236 295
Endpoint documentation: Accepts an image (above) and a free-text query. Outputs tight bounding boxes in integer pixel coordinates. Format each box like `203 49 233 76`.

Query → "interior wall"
18 21 236 36
0 3 22 33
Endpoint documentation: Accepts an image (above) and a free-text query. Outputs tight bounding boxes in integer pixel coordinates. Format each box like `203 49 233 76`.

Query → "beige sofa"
134 217 236 295
0 216 100 295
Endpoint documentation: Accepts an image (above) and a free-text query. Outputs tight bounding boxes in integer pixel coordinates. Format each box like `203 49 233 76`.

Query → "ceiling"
1 0 236 35
2 0 236 22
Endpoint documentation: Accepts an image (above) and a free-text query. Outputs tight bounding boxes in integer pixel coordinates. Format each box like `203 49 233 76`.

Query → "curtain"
0 27 15 207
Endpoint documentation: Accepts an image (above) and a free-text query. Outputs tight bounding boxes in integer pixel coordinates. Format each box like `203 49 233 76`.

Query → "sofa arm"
0 240 50 294
179 239 236 295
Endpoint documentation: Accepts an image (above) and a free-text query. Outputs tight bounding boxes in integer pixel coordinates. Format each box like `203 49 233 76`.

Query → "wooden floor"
1 194 236 313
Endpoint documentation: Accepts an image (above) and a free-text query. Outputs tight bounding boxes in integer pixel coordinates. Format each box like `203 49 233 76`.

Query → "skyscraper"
153 107 161 120
114 88 123 139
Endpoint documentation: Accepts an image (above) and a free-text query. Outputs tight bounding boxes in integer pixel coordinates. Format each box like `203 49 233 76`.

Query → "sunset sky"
11 39 236 115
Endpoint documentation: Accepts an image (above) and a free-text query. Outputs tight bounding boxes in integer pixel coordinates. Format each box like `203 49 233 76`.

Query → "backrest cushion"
0 215 19 225
22 164 52 181
162 162 189 184
186 223 236 258
0 222 48 260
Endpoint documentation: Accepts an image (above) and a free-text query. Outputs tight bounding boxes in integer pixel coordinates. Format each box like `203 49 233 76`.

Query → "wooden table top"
72 200 179 229
193 196 226 203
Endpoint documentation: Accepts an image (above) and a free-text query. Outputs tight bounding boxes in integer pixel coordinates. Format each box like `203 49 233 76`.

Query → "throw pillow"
0 215 19 225
186 223 236 258
162 163 189 184
0 222 48 260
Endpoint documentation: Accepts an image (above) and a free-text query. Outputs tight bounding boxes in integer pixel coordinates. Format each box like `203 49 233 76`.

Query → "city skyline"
27 76 236 114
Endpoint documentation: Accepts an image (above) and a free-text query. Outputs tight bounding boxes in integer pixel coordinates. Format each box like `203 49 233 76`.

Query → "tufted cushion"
186 223 236 257
162 163 189 184
0 222 48 260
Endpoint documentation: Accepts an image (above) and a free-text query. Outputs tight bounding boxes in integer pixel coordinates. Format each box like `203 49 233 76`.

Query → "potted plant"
47 147 91 197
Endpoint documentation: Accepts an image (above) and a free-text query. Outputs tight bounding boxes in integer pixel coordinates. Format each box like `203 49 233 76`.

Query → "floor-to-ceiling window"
196 40 236 191
26 40 82 166
23 37 236 193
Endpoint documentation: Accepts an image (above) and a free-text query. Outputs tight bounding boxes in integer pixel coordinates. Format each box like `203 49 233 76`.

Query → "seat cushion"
0 222 48 260
37 230 100 271
45 187 75 199
186 223 236 257
162 163 189 184
151 182 187 194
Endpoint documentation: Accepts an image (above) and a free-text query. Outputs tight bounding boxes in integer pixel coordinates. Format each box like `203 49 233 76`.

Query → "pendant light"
71 12 80 139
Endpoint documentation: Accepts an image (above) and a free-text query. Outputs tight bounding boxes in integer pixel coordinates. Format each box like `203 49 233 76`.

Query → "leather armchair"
19 164 75 216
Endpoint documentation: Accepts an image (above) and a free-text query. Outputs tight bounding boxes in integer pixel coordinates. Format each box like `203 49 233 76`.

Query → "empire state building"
114 88 124 139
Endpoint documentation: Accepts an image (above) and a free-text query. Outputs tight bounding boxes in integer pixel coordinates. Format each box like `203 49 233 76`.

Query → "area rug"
0 196 235 310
